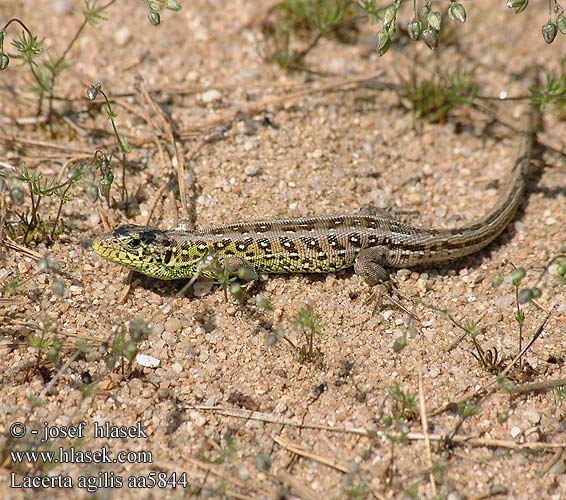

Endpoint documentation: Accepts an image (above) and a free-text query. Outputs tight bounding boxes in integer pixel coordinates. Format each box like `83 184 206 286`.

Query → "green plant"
442 310 506 374
191 253 258 302
6 166 82 244
0 2 117 118
530 71 566 117
104 317 153 373
1 255 65 302
87 83 131 204
553 385 566 408
89 150 116 207
261 307 324 364
293 305 324 363
400 67 478 123
344 476 371 499
197 431 238 464
261 0 358 68
26 316 61 380
457 402 480 418
510 268 527 367
382 382 416 436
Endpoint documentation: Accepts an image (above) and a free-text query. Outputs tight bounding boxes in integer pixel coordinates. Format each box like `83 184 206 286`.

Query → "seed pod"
506 0 528 14
86 183 99 202
165 0 181 11
148 11 161 26
264 333 278 347
238 267 257 282
511 268 526 285
557 15 566 34
448 2 466 23
542 22 558 44
123 342 138 362
99 175 113 202
407 19 422 40
0 53 9 70
105 353 117 370
386 21 396 38
86 83 101 100
422 28 439 49
383 5 397 26
427 11 441 31
420 0 432 18
376 30 391 56
230 282 243 299
518 288 533 304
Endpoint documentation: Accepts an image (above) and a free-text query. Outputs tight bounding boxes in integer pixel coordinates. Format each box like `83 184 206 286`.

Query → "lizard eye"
127 238 142 250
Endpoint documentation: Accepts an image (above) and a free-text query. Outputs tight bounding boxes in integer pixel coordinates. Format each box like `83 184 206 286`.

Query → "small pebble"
549 459 566 475
164 317 182 333
193 280 213 297
416 276 429 293
88 213 100 226
136 353 160 368
244 165 260 177
311 149 323 159
332 166 345 178
523 406 541 425
114 27 131 47
328 57 346 73
494 294 514 309
152 323 165 335
236 465 249 481
189 410 206 427
510 426 522 438
201 89 222 103
435 206 447 218
52 0 72 15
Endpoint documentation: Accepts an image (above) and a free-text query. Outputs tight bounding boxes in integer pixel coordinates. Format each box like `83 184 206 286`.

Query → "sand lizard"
92 109 538 287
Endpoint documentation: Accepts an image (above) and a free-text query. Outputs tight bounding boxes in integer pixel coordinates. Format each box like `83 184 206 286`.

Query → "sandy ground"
1 1 565 499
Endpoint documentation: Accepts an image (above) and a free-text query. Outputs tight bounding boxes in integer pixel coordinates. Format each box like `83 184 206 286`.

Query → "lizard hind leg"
356 246 419 321
354 246 392 286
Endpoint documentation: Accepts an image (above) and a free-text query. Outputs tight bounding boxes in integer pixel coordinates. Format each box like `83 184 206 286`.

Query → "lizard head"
93 225 181 280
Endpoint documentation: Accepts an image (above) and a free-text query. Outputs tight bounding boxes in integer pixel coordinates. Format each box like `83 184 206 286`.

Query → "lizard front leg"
223 256 258 281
